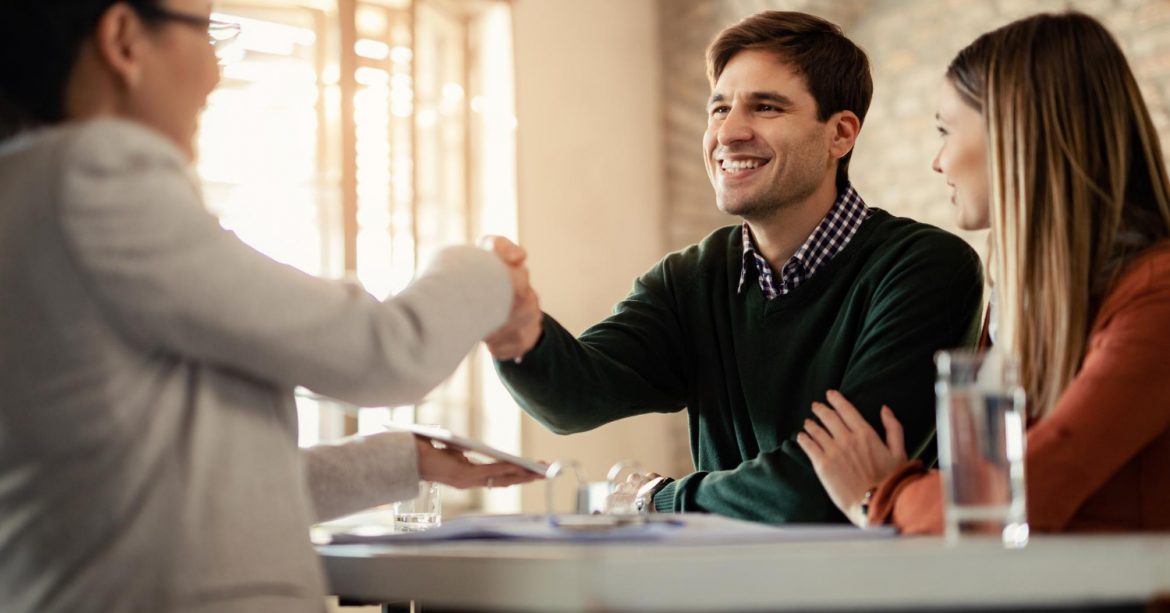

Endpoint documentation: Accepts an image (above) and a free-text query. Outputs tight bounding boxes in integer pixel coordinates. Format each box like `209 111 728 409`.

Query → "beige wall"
849 0 1170 247
660 0 1170 251
511 0 689 512
658 0 869 251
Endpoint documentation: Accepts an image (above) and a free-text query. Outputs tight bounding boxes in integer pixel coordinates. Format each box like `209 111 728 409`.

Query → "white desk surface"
319 532 1170 611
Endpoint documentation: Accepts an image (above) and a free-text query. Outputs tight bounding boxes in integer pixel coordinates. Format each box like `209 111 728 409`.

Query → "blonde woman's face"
932 80 989 231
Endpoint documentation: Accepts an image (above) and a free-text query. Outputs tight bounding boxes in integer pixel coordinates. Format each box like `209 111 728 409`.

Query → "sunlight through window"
195 2 517 461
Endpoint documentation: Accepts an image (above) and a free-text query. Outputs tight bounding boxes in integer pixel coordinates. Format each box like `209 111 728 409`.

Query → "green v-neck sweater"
497 210 984 523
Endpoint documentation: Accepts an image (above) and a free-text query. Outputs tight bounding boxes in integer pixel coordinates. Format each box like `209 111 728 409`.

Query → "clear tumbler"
935 349 1029 548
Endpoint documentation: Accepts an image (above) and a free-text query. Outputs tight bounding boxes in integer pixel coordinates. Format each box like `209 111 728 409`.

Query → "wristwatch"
634 476 672 513
858 487 877 528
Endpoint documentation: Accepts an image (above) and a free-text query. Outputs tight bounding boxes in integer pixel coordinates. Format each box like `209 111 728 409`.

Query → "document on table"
325 513 895 545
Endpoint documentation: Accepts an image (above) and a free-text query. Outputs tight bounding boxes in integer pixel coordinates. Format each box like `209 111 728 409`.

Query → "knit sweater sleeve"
654 229 984 522
867 460 944 533
495 259 689 433
57 119 513 408
835 229 985 459
301 431 422 522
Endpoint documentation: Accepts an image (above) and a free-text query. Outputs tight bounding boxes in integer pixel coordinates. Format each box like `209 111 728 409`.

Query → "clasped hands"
479 235 543 361
796 390 908 527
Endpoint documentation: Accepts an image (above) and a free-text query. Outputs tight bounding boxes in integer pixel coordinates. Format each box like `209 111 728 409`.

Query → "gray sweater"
0 119 512 612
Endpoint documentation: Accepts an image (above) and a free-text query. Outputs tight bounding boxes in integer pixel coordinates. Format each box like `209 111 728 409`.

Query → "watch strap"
858 487 877 528
634 476 672 513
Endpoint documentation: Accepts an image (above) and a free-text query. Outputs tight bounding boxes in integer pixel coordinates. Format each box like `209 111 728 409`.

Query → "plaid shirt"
738 184 872 300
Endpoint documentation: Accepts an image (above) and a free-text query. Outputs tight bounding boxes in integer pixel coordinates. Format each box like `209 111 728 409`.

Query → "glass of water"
935 349 1029 548
393 480 441 533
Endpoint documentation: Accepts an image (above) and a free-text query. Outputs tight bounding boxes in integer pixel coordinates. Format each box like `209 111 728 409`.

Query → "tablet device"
384 423 550 476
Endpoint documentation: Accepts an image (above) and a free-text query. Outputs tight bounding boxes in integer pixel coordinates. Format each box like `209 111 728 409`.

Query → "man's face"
703 50 835 220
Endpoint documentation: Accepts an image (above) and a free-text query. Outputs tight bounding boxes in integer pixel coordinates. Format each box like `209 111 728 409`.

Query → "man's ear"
827 110 861 160
90 3 148 90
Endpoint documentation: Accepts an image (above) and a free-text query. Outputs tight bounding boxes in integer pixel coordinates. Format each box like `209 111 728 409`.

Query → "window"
197 0 519 512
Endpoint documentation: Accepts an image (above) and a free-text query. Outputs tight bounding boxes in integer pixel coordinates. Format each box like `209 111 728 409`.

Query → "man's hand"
606 471 663 514
480 235 543 361
414 436 543 489
796 390 907 526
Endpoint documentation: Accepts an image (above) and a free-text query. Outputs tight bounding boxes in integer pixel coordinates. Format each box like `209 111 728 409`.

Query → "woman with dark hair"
797 12 1170 533
0 1 540 611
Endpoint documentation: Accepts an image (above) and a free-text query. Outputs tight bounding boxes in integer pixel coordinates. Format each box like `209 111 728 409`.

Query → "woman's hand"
796 390 908 526
415 437 543 489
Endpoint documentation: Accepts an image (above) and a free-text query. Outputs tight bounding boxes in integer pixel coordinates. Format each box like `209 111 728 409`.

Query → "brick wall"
659 0 1170 252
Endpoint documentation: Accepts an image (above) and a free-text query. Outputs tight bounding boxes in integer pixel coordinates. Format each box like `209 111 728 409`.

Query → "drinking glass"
935 349 1029 548
393 480 441 533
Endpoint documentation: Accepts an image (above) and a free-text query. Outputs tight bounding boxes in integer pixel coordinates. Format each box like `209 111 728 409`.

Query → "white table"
319 533 1170 611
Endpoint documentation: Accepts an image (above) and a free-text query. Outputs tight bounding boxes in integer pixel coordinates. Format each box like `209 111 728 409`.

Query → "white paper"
326 512 896 545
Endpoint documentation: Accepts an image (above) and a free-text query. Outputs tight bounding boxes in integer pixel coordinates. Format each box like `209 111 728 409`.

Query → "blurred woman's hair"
947 12 1170 418
0 0 162 138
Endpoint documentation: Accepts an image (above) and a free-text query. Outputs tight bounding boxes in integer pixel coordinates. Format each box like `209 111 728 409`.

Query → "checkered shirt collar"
737 184 871 300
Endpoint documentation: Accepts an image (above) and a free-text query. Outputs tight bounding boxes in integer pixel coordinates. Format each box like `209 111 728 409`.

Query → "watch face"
633 476 668 514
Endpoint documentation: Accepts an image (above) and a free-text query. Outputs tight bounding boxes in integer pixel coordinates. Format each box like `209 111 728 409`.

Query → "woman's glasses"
132 4 242 60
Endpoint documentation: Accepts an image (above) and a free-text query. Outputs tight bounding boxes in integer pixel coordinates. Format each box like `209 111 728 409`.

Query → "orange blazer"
870 242 1170 533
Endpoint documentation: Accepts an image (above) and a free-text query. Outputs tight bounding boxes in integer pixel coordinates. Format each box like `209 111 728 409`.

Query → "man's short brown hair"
707 11 873 189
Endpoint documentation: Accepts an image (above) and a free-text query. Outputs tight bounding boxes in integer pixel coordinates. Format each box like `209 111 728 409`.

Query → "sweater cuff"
652 480 680 513
303 431 421 522
867 459 925 527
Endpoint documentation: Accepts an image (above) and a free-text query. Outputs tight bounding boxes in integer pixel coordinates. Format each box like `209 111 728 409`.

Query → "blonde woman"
797 11 1170 532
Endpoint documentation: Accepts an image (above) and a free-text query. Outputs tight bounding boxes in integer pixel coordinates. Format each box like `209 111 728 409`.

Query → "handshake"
479 235 543 362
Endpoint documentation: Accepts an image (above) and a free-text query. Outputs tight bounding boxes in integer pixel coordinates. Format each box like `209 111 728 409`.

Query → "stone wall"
659 0 1170 251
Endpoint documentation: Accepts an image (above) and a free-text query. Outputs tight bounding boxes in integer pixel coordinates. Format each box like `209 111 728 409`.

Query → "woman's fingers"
482 469 540 488
417 437 545 489
462 462 541 489
881 406 907 460
802 417 833 448
811 401 850 436
796 432 823 463
825 390 868 432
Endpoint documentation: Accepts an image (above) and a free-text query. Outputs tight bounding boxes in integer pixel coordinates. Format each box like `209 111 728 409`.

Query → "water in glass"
936 350 1029 548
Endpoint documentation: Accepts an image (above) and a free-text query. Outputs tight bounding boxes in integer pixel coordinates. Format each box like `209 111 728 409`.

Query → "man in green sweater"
487 11 983 523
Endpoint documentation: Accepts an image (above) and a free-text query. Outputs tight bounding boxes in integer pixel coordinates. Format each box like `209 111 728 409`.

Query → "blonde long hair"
948 13 1170 418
